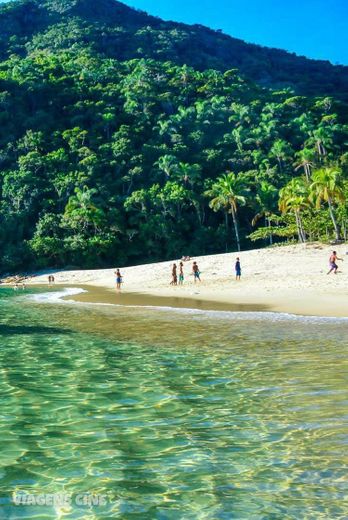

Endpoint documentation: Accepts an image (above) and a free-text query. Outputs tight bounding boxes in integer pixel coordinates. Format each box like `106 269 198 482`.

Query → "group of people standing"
170 257 242 286
170 261 201 286
113 250 344 291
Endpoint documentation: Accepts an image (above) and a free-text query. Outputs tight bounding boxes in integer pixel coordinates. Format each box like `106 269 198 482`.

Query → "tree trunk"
194 203 202 227
327 197 341 241
294 211 301 242
231 206 241 251
298 213 306 243
267 217 273 245
304 164 310 182
224 211 229 252
295 210 306 243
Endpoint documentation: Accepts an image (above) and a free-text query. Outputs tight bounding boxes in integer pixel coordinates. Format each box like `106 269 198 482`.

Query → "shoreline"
67 285 348 318
3 243 348 318
66 285 271 314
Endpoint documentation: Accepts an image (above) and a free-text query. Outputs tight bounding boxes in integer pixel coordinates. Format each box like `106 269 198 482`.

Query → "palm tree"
252 181 278 245
270 139 291 172
231 127 244 153
310 166 345 241
312 127 332 159
64 186 105 234
229 103 250 127
206 173 249 251
175 162 201 188
279 178 309 243
294 148 315 181
156 155 177 180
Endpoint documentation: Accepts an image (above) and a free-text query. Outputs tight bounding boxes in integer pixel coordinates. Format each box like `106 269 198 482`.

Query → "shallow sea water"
0 287 348 519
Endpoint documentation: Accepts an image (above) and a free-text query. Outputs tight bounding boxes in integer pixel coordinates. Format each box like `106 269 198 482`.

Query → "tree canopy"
0 0 347 272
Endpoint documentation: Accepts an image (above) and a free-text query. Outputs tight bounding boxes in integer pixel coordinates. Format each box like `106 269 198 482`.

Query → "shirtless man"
192 261 201 282
327 251 343 275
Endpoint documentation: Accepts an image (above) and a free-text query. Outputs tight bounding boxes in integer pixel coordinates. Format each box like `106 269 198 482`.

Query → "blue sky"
122 0 348 65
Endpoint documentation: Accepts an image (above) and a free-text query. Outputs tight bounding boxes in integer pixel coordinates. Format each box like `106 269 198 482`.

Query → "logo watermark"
12 492 109 507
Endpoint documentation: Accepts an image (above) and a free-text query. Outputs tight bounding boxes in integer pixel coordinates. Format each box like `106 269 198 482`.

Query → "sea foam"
27 287 87 304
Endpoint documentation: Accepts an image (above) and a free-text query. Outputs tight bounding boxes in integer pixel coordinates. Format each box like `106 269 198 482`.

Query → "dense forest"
0 0 347 271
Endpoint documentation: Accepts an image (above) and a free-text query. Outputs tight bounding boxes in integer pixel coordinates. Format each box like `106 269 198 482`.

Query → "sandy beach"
18 243 348 318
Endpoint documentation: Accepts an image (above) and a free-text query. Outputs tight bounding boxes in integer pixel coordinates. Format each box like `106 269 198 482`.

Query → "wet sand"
64 285 348 318
68 285 271 313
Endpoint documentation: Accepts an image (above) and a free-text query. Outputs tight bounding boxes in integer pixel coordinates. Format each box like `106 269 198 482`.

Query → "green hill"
1 0 348 98
0 0 347 272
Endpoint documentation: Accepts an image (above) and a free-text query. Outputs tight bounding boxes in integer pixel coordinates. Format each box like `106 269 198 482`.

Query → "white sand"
24 243 348 317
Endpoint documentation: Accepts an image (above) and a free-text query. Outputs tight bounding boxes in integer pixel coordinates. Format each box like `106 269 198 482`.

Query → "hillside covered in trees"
0 0 347 271
1 0 348 99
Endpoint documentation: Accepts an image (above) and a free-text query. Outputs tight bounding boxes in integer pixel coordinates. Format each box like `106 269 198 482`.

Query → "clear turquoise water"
0 287 348 519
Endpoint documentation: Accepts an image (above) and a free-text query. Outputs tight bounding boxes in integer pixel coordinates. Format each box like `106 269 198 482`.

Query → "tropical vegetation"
0 0 347 272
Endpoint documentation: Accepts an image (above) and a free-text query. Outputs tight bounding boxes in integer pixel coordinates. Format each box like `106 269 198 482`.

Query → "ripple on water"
0 288 348 518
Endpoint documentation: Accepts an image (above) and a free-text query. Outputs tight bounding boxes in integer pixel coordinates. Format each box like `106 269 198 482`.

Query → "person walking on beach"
170 263 178 285
192 261 201 283
327 251 343 275
178 262 184 285
235 257 241 281
115 269 123 290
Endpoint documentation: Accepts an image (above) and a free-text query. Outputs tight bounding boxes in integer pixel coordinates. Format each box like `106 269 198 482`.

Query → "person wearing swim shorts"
327 251 343 275
235 257 241 280
178 262 184 285
192 261 201 282
115 269 122 290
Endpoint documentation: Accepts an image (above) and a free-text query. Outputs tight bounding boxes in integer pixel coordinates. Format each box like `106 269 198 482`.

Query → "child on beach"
115 269 123 290
235 257 241 281
178 262 184 285
192 261 201 282
170 264 178 285
327 251 343 275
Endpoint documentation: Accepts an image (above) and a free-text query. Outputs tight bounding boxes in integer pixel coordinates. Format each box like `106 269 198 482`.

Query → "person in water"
170 263 178 285
327 251 343 275
178 262 184 285
235 257 241 281
115 269 122 290
192 261 201 282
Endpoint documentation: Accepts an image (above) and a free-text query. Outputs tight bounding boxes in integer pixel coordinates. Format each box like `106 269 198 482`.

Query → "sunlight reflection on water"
0 288 348 519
